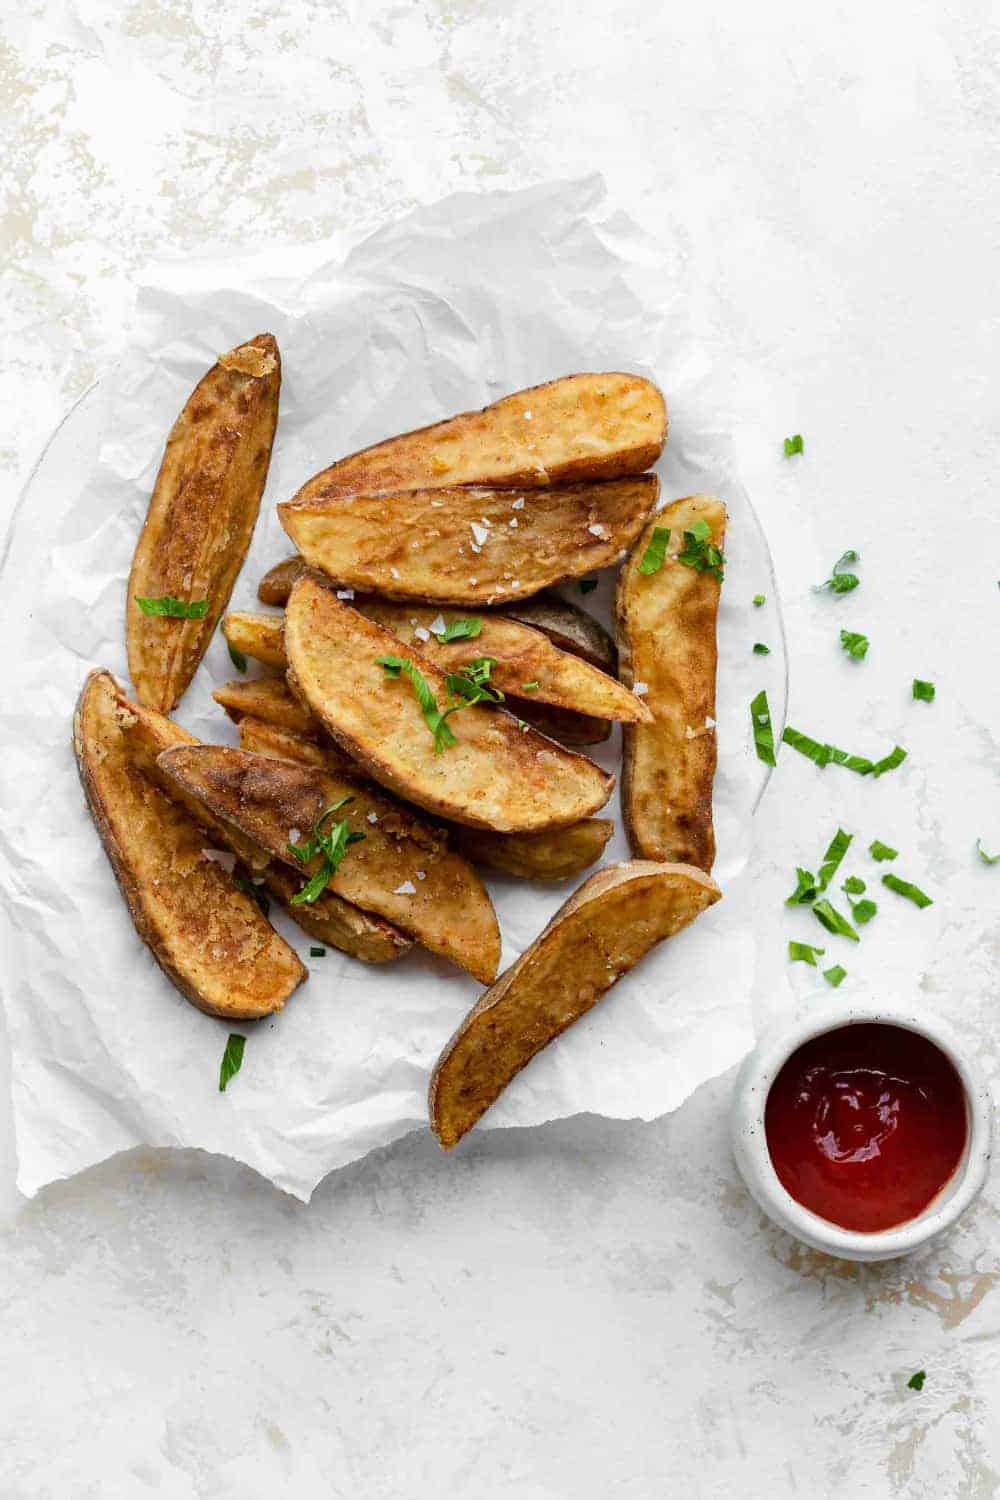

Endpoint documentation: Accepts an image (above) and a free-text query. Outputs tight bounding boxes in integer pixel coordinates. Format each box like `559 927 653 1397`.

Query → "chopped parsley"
842 875 866 895
227 640 248 672
677 518 724 581
872 745 907 778
868 839 898 861
812 899 860 942
433 616 483 644
976 839 1000 865
840 629 869 661
578 577 598 594
753 642 770 655
638 525 671 576
823 965 847 987
753 593 766 606
912 678 935 703
444 656 503 706
287 798 365 904
882 873 933 909
783 434 804 457
850 897 878 926
135 594 209 619
818 828 852 890
814 550 860 596
786 867 819 906
521 680 540 693
378 655 459 752
907 1371 926 1392
218 1034 245 1093
789 940 825 966
750 690 776 766
781 726 906 777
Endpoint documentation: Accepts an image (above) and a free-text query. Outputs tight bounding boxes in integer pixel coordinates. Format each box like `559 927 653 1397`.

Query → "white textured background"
3 3 1000 1495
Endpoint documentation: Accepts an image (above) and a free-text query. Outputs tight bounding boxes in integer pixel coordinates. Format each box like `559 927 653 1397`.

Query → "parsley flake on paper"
218 1034 246 1093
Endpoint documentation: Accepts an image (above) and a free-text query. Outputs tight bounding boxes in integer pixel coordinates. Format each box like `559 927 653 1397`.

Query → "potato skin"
284 578 614 833
127 334 280 711
278 476 658 606
288 372 667 499
73 670 304 1020
429 861 721 1149
501 593 617 674
616 496 725 873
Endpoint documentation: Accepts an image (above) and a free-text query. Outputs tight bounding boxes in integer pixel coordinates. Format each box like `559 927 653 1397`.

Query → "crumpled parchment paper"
0 176 784 1199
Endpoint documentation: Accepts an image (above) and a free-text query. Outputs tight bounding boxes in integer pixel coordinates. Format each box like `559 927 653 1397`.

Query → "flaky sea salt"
394 880 417 896
366 812 379 825
336 588 355 600
429 614 446 635
414 626 430 641
511 497 525 510
588 523 607 538
633 681 649 697
471 522 489 547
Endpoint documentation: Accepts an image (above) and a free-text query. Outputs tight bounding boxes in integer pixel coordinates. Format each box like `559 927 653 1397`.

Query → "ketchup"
764 1023 967 1233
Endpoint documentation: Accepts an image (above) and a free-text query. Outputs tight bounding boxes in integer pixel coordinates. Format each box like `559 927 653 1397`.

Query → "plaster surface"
2 3 1000 1495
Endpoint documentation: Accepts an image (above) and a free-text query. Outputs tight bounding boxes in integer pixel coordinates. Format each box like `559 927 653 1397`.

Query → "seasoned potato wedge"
278 476 658 606
214 675 320 738
289 372 666 500
74 670 304 1020
237 716 613 883
222 603 648 725
502 593 616 674
258 554 307 606
429 861 721 1148
127 334 281 711
616 496 725 872
156 746 501 983
284 578 614 832
258 864 413 964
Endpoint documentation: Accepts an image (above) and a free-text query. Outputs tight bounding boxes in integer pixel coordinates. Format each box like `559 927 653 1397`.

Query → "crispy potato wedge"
223 603 648 726
289 373 666 500
502 593 616 674
616 496 725 872
257 864 413 964
237 716 613 883
119 690 409 964
506 697 610 747
126 334 281 711
258 554 307 606
73 670 304 1020
156 746 501 983
429 860 721 1148
284 578 614 832
278 476 658 606
214 676 320 738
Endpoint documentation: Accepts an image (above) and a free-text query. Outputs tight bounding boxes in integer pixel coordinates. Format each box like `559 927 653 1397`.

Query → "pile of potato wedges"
75 345 727 1147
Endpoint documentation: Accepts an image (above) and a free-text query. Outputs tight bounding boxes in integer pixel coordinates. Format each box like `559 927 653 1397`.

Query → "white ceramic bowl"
731 1000 993 1261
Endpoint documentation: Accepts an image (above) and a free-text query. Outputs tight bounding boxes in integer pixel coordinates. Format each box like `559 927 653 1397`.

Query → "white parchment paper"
0 177 784 1199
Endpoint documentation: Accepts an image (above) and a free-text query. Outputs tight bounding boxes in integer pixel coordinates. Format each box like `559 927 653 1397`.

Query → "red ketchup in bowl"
764 1023 968 1233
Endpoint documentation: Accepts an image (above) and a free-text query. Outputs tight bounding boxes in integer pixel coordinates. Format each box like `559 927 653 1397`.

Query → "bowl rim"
732 999 993 1258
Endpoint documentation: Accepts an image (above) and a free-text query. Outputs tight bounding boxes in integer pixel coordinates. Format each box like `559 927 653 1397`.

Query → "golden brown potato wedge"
74 670 304 1020
616 496 725 873
284 578 614 832
258 554 307 606
126 334 281 711
237 716 613 884
222 603 648 726
289 373 666 500
156 746 501 983
429 860 721 1148
214 676 320 738
257 864 413 964
502 593 616 674
278 476 658 606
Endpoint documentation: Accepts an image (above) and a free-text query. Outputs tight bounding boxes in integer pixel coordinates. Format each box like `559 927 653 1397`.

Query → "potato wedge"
502 592 616 674
214 676 320 738
258 554 307 606
289 372 666 500
284 578 614 832
74 670 304 1020
506 698 610 747
237 716 613 883
127 334 281 711
223 603 648 726
156 746 501 983
616 496 725 872
429 861 721 1148
257 864 413 964
278 476 658 606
